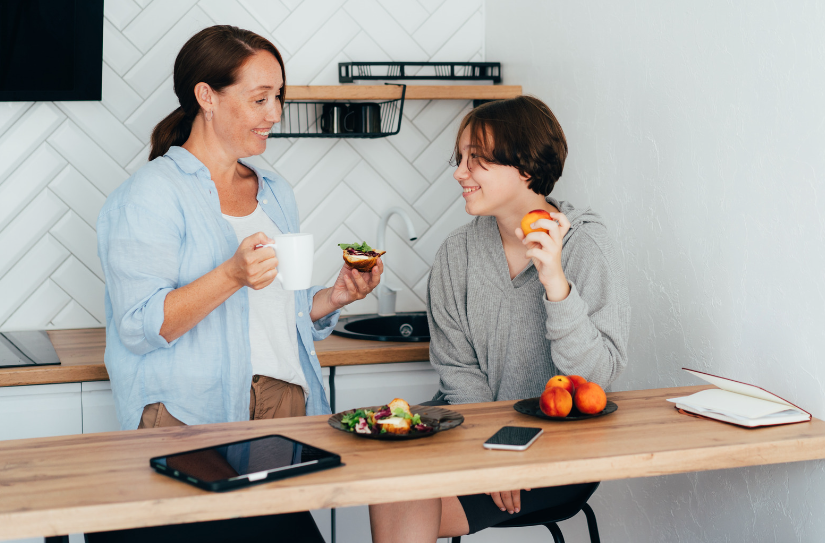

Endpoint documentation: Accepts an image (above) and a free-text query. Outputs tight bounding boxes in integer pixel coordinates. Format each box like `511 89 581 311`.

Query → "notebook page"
684 370 796 408
667 389 803 420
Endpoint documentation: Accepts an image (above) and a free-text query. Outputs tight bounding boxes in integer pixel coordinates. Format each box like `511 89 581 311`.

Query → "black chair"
451 482 601 543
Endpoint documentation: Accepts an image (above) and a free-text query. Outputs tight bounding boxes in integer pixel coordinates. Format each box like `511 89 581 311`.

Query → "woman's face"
454 126 530 217
211 50 283 159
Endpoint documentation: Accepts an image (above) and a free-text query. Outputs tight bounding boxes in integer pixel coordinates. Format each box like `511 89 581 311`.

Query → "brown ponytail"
149 26 285 161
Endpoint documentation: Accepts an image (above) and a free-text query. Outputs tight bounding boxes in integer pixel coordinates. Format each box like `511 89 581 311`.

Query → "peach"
540 387 572 417
574 382 607 415
521 209 552 236
568 375 588 389
545 375 575 395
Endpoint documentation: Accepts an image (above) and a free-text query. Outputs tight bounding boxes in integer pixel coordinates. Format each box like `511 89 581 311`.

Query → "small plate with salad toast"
328 398 464 440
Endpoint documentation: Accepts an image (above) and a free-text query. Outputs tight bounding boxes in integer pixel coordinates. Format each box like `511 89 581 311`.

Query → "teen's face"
454 126 529 216
212 50 283 159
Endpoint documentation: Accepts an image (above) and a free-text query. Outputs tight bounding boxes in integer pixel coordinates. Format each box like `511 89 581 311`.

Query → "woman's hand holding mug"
224 232 279 290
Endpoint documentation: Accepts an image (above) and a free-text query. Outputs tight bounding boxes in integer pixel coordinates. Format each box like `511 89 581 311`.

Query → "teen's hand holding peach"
516 211 572 302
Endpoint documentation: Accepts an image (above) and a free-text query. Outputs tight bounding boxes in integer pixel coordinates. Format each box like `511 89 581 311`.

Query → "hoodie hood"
546 195 606 245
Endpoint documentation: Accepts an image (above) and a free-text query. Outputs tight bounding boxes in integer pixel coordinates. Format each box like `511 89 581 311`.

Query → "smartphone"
483 426 543 451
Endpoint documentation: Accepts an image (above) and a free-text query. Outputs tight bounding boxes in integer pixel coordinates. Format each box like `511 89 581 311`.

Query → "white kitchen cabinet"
333 361 439 412
332 361 440 543
81 381 121 433
0 383 82 441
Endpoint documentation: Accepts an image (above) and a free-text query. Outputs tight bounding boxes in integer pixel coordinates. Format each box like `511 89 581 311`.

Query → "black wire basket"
269 84 406 139
339 62 501 83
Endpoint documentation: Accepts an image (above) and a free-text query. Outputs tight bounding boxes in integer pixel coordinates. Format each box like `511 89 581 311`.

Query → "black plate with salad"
328 398 464 440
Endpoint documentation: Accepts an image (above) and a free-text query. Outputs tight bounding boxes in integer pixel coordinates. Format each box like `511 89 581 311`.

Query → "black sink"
332 312 429 342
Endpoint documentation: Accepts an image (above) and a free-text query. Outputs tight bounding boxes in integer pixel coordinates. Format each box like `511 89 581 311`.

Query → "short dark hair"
452 95 568 196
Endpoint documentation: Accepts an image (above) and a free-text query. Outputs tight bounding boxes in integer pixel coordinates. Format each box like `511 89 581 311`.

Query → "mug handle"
256 243 285 284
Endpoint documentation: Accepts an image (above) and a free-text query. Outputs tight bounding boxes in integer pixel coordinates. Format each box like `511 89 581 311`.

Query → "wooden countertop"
0 328 430 387
3 385 825 539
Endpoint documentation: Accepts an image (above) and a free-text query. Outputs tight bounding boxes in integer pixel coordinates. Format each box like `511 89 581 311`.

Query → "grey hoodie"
427 196 630 404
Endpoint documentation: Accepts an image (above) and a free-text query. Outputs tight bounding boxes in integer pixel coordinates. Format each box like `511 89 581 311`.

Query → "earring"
206 110 213 121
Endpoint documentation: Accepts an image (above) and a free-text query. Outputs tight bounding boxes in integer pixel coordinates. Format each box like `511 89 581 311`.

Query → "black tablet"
150 434 342 492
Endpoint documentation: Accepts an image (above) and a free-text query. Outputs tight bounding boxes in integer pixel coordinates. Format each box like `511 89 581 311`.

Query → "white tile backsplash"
55 101 144 167
48 122 129 196
102 19 142 76
50 212 105 280
51 300 101 329
123 6 215 98
51 257 106 324
0 143 66 231
104 0 141 30
293 141 362 218
411 98 470 141
124 76 177 144
0 0 483 330
414 166 462 224
348 138 430 202
343 161 429 236
412 0 481 56
283 10 360 84
122 0 200 53
0 190 67 279
101 62 144 122
239 0 291 34
49 166 108 229
0 103 65 184
274 0 346 54
344 0 428 60
0 235 69 324
382 1 429 34
0 102 32 135
4 280 71 330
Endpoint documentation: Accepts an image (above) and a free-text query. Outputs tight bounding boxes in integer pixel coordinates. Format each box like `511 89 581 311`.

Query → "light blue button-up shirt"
97 146 338 430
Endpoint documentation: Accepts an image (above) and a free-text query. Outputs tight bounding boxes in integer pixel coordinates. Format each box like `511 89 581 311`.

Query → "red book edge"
682 367 812 419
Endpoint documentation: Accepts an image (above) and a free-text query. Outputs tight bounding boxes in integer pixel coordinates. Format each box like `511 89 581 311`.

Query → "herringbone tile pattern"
0 0 482 330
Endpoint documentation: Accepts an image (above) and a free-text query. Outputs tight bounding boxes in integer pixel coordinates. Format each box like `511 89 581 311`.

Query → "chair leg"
581 503 601 543
543 522 565 543
450 537 461 543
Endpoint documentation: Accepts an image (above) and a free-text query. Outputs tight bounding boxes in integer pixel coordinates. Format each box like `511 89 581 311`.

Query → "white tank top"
222 204 307 398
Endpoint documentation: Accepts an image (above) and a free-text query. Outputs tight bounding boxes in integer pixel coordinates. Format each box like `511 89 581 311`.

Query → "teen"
369 96 630 542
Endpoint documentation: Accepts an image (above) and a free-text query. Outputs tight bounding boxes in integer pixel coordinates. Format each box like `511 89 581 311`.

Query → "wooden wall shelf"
284 85 522 101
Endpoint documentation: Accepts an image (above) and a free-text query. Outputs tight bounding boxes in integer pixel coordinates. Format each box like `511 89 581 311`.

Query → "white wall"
487 1 825 541
0 0 482 331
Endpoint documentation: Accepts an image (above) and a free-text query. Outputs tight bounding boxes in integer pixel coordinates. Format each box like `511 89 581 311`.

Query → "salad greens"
339 404 431 436
338 241 373 252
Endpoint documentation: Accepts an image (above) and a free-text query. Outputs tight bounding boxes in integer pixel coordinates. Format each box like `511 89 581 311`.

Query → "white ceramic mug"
258 233 314 290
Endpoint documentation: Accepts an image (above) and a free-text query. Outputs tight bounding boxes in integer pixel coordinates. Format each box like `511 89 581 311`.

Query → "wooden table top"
0 328 430 387
2 385 824 539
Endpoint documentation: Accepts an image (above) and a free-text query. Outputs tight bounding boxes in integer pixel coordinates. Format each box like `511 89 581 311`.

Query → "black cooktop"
0 331 60 368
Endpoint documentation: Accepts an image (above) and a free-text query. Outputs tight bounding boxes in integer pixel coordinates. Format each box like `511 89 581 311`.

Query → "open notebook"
667 369 811 428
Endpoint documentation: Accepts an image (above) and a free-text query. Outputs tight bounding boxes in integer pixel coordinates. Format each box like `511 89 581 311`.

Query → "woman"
369 96 630 542
94 26 379 541
98 25 380 431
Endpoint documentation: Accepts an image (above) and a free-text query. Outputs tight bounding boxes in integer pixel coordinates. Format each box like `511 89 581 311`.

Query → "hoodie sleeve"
427 240 495 404
543 226 631 388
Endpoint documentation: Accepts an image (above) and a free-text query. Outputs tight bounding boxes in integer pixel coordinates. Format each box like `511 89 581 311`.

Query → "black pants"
84 512 325 543
457 483 597 534
420 399 599 535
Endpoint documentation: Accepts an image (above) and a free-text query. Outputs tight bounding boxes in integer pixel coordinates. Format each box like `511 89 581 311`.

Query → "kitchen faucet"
375 207 417 316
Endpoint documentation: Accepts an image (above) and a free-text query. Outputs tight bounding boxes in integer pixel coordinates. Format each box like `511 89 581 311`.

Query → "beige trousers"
137 376 306 429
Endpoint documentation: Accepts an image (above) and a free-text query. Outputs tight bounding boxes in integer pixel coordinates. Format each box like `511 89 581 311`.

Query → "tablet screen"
153 435 337 483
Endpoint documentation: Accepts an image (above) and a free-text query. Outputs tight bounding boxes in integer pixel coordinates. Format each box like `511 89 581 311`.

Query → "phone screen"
485 426 543 447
